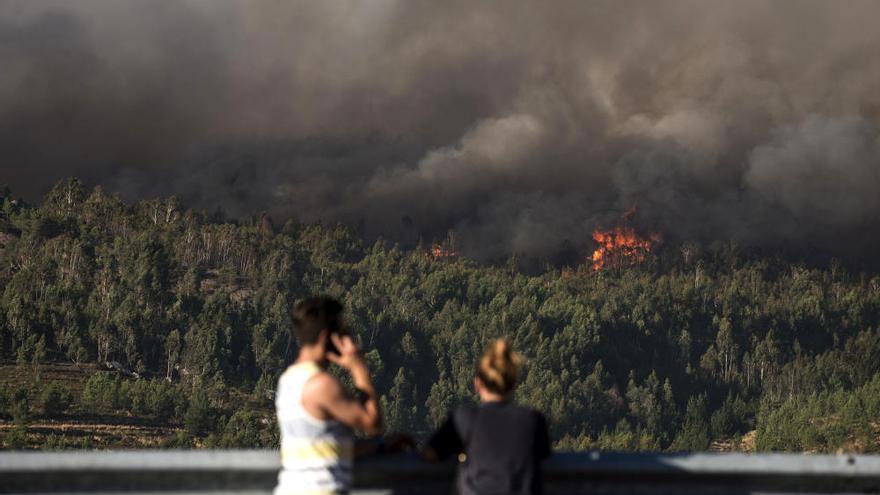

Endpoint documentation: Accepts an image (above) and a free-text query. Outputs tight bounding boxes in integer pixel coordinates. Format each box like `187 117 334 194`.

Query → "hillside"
0 362 274 449
2 179 880 452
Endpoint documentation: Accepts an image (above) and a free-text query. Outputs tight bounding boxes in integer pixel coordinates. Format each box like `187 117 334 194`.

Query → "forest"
1 178 879 452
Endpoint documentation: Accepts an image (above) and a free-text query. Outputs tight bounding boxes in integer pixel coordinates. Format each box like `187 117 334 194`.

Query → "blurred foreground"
3 450 880 495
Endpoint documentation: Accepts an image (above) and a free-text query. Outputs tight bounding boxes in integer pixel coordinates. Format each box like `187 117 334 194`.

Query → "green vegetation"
2 178 880 452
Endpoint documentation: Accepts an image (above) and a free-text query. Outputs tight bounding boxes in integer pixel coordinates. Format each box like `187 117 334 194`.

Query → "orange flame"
426 230 459 260
427 243 459 259
590 226 659 271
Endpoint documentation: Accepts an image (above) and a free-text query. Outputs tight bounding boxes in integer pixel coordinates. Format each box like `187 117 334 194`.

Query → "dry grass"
0 418 182 449
0 362 182 449
709 430 757 453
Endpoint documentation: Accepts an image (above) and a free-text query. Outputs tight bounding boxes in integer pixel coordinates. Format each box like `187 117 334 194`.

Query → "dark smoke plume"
2 0 880 262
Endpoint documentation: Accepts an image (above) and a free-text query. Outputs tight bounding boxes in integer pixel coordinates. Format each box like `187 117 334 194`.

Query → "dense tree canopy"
2 179 880 451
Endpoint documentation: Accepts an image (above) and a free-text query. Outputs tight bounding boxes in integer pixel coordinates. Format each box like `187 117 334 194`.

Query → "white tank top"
274 362 355 495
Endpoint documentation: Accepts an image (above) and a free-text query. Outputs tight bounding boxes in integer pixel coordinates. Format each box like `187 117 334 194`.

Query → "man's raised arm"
314 333 383 436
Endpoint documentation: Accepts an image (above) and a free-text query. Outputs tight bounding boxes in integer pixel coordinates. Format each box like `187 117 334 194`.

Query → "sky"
2 0 879 262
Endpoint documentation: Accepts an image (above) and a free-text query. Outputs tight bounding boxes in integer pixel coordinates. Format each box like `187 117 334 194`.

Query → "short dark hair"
292 296 344 345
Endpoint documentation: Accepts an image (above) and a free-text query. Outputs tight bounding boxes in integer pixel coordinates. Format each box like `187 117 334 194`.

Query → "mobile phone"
325 329 348 357
326 333 340 356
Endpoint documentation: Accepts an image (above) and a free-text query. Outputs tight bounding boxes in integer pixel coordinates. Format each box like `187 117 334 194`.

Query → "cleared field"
0 418 182 449
0 362 186 449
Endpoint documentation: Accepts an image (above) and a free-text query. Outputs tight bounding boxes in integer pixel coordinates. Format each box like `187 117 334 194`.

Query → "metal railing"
2 450 880 494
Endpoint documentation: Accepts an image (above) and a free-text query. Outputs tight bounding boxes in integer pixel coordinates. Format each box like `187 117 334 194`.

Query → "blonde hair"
477 338 523 396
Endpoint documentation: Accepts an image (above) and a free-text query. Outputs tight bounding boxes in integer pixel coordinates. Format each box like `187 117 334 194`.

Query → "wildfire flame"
426 230 459 260
427 243 459 259
590 225 659 271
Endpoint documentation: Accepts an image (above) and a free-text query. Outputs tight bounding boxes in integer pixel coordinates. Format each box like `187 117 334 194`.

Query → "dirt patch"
740 430 757 452
0 418 182 449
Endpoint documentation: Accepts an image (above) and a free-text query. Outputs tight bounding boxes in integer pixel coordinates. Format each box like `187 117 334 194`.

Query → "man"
274 296 383 495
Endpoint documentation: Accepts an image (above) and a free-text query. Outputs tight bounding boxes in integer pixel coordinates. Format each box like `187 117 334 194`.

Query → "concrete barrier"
1 450 880 494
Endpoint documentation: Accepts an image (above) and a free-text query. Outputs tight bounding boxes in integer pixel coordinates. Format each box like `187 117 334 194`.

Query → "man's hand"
325 334 366 371
326 334 374 401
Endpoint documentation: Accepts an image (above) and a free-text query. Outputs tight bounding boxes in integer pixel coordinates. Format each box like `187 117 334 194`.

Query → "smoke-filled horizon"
2 0 880 262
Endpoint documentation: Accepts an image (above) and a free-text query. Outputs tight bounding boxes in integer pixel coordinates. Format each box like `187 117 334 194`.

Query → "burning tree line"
590 225 660 271
589 206 660 271
423 207 662 272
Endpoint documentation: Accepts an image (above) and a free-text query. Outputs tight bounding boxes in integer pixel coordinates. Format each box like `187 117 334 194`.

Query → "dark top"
428 402 551 495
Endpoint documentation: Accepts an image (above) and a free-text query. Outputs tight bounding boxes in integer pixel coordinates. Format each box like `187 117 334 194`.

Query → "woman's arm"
535 412 551 460
422 413 462 462
355 434 416 458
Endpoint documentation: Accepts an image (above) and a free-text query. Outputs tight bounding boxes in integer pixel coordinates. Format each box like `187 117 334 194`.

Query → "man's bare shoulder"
301 369 345 412
304 369 344 393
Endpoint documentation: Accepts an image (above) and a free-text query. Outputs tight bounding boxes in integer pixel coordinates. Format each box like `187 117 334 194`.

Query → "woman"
425 339 551 495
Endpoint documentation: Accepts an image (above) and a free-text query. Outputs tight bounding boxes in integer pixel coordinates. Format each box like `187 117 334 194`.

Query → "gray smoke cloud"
2 0 880 262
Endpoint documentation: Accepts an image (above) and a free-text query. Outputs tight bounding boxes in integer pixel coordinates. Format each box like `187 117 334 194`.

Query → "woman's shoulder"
523 405 547 420
503 403 549 429
477 402 546 420
504 402 545 416
451 402 547 425
452 403 479 422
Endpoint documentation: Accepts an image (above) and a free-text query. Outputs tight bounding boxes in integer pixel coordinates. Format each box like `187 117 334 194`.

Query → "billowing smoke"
2 0 880 262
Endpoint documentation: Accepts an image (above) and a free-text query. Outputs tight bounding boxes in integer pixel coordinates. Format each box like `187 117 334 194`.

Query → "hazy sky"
2 0 879 261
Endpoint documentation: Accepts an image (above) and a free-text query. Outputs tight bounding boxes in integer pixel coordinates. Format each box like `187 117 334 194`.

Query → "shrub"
184 388 212 436
81 374 119 412
10 385 30 423
5 424 28 449
214 409 263 448
670 395 709 451
41 383 72 416
148 381 178 421
0 384 10 419
43 433 67 450
160 430 194 448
